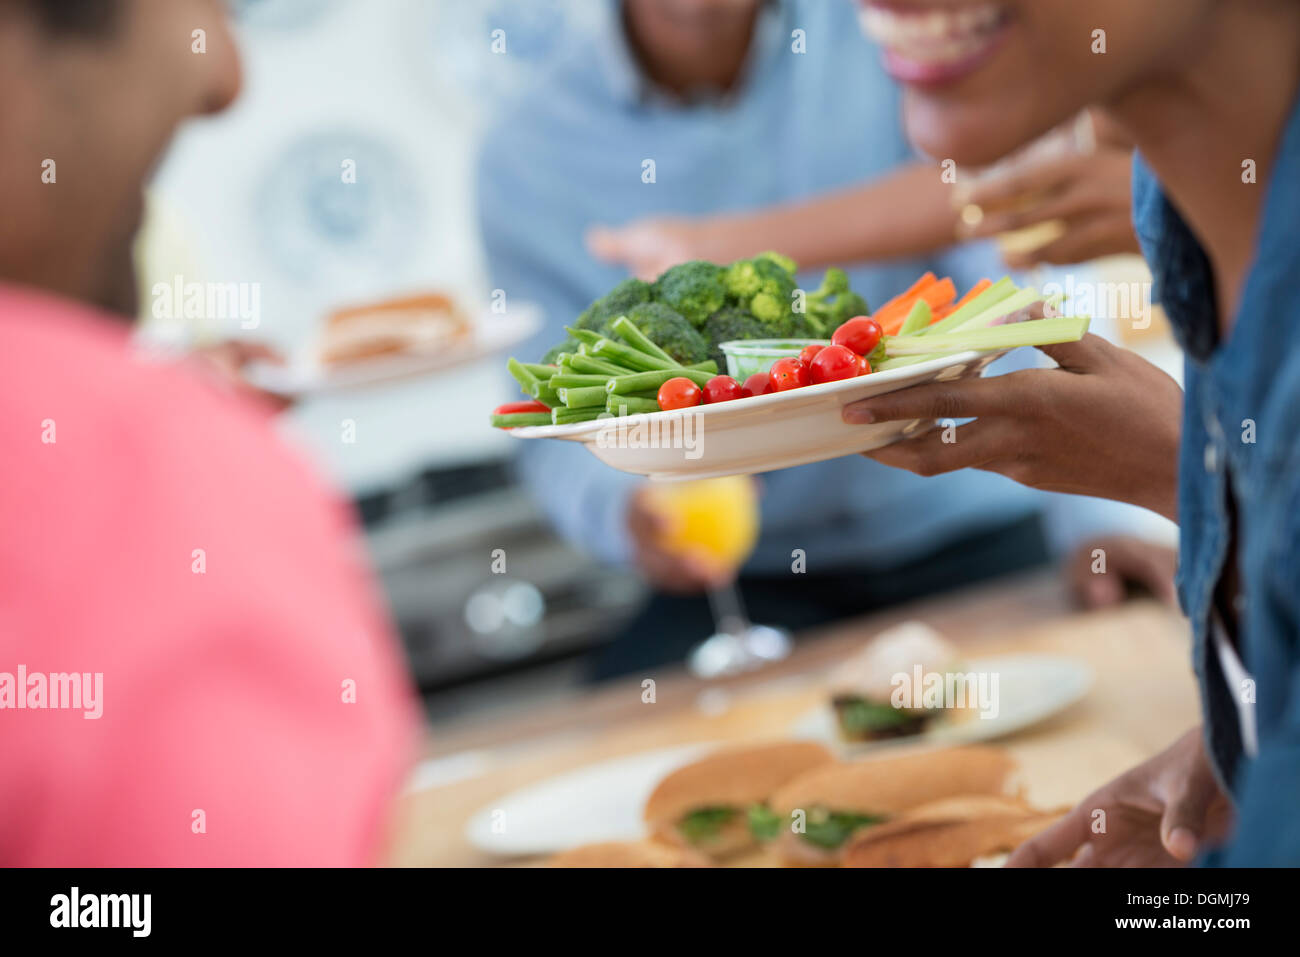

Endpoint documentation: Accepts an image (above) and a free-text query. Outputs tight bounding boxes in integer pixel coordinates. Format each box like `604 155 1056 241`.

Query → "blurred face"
856 0 1214 165
0 0 240 316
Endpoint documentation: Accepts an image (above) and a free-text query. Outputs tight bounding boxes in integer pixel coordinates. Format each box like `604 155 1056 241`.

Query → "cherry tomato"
808 344 861 384
741 372 774 398
492 399 550 415
798 343 825 365
657 376 703 411
769 357 810 392
832 316 883 356
702 375 745 404
856 353 872 376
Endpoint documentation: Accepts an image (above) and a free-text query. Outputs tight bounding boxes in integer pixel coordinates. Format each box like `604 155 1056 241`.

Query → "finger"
861 419 1008 477
1160 777 1217 862
1005 806 1094 867
1035 332 1110 372
627 501 669 540
1120 541 1178 605
963 186 1100 240
842 374 1013 425
231 341 286 366
963 153 1089 210
1067 548 1126 608
1003 215 1139 268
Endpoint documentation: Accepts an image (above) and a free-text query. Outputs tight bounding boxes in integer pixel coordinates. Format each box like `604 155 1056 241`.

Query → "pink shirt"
0 285 419 866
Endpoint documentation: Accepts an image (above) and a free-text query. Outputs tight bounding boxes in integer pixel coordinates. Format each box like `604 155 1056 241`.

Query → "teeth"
861 3 1005 51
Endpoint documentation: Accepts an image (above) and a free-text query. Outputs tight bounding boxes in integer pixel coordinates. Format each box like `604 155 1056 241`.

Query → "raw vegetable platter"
493 257 1088 481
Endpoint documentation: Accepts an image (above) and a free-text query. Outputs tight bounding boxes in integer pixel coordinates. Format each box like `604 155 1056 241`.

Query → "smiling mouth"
859 2 1012 86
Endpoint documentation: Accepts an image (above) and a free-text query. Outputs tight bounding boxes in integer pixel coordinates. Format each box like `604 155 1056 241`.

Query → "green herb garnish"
678 807 738 845
747 804 782 842
800 809 886 850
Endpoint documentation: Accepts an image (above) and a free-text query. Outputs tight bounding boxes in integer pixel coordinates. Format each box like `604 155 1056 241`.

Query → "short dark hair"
21 0 120 36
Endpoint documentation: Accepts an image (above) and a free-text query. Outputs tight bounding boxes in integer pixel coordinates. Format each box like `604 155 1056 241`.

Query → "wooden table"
388 571 1200 867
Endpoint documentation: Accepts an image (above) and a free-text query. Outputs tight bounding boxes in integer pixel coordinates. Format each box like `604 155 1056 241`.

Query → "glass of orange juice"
642 476 791 678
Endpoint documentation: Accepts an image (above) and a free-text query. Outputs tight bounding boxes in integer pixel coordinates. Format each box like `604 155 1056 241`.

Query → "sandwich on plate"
318 292 469 365
841 794 1064 868
763 745 1016 865
826 621 963 742
548 840 713 868
643 741 834 861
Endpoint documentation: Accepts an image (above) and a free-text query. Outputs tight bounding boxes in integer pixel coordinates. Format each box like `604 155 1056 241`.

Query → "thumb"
1037 332 1106 373
1160 779 1215 862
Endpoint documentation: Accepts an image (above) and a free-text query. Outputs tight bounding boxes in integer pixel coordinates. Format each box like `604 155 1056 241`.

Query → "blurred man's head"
856 0 1216 166
0 0 240 316
623 0 762 95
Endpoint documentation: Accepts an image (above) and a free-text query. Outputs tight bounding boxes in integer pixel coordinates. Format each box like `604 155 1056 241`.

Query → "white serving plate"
464 743 712 857
243 303 541 397
509 348 1005 480
788 654 1094 754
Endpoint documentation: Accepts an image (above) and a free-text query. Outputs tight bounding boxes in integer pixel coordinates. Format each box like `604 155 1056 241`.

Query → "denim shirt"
1131 91 1300 866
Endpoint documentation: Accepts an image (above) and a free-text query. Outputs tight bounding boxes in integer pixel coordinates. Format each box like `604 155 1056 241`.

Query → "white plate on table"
508 348 1006 480
789 654 1093 754
243 304 541 398
464 743 712 857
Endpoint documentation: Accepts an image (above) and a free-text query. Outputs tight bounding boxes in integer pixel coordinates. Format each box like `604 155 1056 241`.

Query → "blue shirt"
1132 89 1300 865
478 0 1137 572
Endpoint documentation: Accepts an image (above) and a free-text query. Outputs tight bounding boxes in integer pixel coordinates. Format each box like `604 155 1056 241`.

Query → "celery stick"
873 354 939 371
949 287 1042 334
491 412 553 428
917 276 1016 337
611 316 679 366
606 396 661 416
883 316 1089 356
898 299 932 336
561 385 609 408
607 368 714 394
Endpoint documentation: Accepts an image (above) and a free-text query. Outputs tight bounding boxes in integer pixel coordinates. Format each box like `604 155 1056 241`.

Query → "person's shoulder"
0 287 353 584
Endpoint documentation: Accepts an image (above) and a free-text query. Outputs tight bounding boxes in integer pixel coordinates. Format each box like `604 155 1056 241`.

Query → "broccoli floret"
788 312 826 339
755 250 797 275
804 268 870 336
574 277 654 335
750 291 792 324
724 256 798 327
541 337 579 365
655 260 727 327
702 306 776 369
625 302 709 364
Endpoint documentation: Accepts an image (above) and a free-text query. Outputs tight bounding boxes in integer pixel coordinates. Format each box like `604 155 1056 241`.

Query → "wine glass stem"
707 581 750 637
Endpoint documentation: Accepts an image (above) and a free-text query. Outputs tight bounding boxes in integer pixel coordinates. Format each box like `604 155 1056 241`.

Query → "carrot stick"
919 276 956 308
931 278 992 321
874 272 936 318
874 274 951 335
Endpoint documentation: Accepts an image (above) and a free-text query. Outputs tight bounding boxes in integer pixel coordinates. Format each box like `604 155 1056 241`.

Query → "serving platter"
243 303 541 397
788 654 1094 754
508 348 1006 480
464 743 712 857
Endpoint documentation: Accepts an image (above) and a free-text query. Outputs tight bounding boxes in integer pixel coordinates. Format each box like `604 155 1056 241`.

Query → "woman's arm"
587 162 961 280
842 334 1183 522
